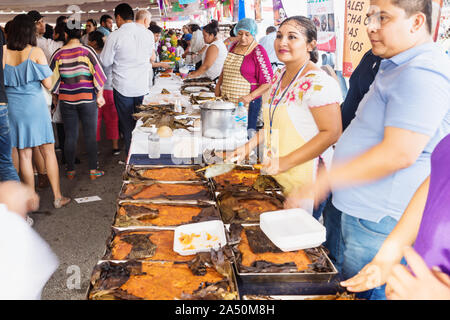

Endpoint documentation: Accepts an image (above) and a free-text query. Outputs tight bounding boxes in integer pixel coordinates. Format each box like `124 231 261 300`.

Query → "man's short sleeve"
384 66 450 137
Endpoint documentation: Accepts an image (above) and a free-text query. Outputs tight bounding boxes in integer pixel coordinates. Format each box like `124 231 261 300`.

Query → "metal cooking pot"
200 101 236 139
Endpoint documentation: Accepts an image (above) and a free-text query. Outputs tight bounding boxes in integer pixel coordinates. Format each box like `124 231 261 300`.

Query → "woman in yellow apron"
228 16 343 214
215 18 273 133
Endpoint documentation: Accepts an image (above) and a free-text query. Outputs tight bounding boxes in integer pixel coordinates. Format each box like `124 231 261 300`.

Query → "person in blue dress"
4 14 70 209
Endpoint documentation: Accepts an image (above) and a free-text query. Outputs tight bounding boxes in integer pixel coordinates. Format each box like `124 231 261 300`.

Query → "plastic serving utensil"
199 156 263 179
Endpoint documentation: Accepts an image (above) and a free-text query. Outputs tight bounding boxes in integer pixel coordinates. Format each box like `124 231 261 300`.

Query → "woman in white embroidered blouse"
227 16 343 214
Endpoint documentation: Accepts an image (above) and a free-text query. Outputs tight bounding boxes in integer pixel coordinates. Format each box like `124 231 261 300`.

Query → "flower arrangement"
158 31 180 63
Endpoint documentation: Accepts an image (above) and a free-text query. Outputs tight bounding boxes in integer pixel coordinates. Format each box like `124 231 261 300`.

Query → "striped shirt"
50 45 106 105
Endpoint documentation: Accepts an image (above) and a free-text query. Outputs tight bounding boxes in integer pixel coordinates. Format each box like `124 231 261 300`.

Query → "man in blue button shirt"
98 15 113 37
286 0 450 300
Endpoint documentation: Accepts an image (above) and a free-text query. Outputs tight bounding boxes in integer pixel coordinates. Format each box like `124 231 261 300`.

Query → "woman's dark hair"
54 22 67 43
88 30 105 49
7 14 36 50
56 15 68 25
43 24 54 39
229 24 237 37
280 16 318 63
64 23 82 40
178 39 188 50
114 3 134 21
86 19 97 28
189 24 201 32
4 20 12 38
203 20 219 36
149 23 162 35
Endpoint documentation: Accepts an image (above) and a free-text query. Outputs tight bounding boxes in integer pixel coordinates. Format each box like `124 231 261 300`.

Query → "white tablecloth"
127 75 247 163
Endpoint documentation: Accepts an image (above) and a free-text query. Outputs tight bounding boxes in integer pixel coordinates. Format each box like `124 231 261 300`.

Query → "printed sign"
307 0 337 52
273 0 287 25
343 0 371 77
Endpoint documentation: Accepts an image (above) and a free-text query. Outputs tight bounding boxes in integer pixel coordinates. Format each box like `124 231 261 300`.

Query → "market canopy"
0 0 203 24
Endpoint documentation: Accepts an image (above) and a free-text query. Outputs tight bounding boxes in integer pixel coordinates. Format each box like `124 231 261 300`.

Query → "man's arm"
100 35 115 68
286 126 433 208
341 175 429 292
187 45 218 78
328 127 431 189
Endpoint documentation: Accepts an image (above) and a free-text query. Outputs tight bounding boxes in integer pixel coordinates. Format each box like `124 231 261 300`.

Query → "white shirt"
100 22 154 97
80 34 89 46
176 46 185 57
202 39 227 80
36 36 63 63
0 204 59 299
190 29 205 64
259 32 280 65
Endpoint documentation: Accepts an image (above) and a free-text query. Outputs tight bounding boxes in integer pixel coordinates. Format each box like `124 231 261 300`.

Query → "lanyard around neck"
269 61 309 136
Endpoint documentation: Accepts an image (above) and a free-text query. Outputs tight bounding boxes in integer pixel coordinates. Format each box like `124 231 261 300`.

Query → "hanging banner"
342 0 371 77
307 0 336 52
437 0 449 44
343 0 444 77
272 0 287 25
261 0 274 23
245 0 255 20
432 0 444 41
238 0 246 20
233 0 240 22
255 0 262 22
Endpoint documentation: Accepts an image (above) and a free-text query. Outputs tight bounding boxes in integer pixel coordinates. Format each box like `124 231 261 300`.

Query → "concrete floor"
32 137 125 300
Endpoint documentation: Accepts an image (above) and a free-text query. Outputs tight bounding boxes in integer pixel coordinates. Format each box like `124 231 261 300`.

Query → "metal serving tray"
102 228 196 261
227 225 338 283
113 199 221 230
232 247 338 283
86 259 240 300
123 164 207 183
118 180 215 202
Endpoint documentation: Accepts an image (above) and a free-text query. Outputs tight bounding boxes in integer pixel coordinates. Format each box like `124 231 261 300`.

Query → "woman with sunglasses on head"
227 16 343 214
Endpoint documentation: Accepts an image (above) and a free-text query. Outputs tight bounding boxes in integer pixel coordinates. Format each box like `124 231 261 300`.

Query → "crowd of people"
0 0 449 300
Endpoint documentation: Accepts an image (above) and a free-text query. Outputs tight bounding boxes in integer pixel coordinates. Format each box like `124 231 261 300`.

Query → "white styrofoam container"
260 208 326 252
173 220 227 256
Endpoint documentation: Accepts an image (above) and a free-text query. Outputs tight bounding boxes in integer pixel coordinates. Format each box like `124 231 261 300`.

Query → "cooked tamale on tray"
124 165 206 182
181 84 215 96
88 250 239 300
183 77 214 85
227 224 337 282
217 190 285 224
118 181 214 202
114 201 221 228
211 167 282 192
103 229 193 262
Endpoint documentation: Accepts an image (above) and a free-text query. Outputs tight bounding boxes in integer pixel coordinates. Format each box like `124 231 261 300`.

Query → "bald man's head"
136 10 152 28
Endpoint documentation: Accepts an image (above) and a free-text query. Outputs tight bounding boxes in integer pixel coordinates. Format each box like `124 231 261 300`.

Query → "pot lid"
200 101 236 110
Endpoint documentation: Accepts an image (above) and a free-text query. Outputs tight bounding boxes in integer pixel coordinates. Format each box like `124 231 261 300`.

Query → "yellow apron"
263 101 314 196
221 41 257 105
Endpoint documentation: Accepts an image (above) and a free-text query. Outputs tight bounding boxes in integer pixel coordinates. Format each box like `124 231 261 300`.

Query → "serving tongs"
196 156 262 178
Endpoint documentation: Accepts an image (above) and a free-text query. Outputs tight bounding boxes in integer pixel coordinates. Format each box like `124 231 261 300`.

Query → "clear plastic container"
148 125 160 159
234 102 248 138
260 208 326 251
